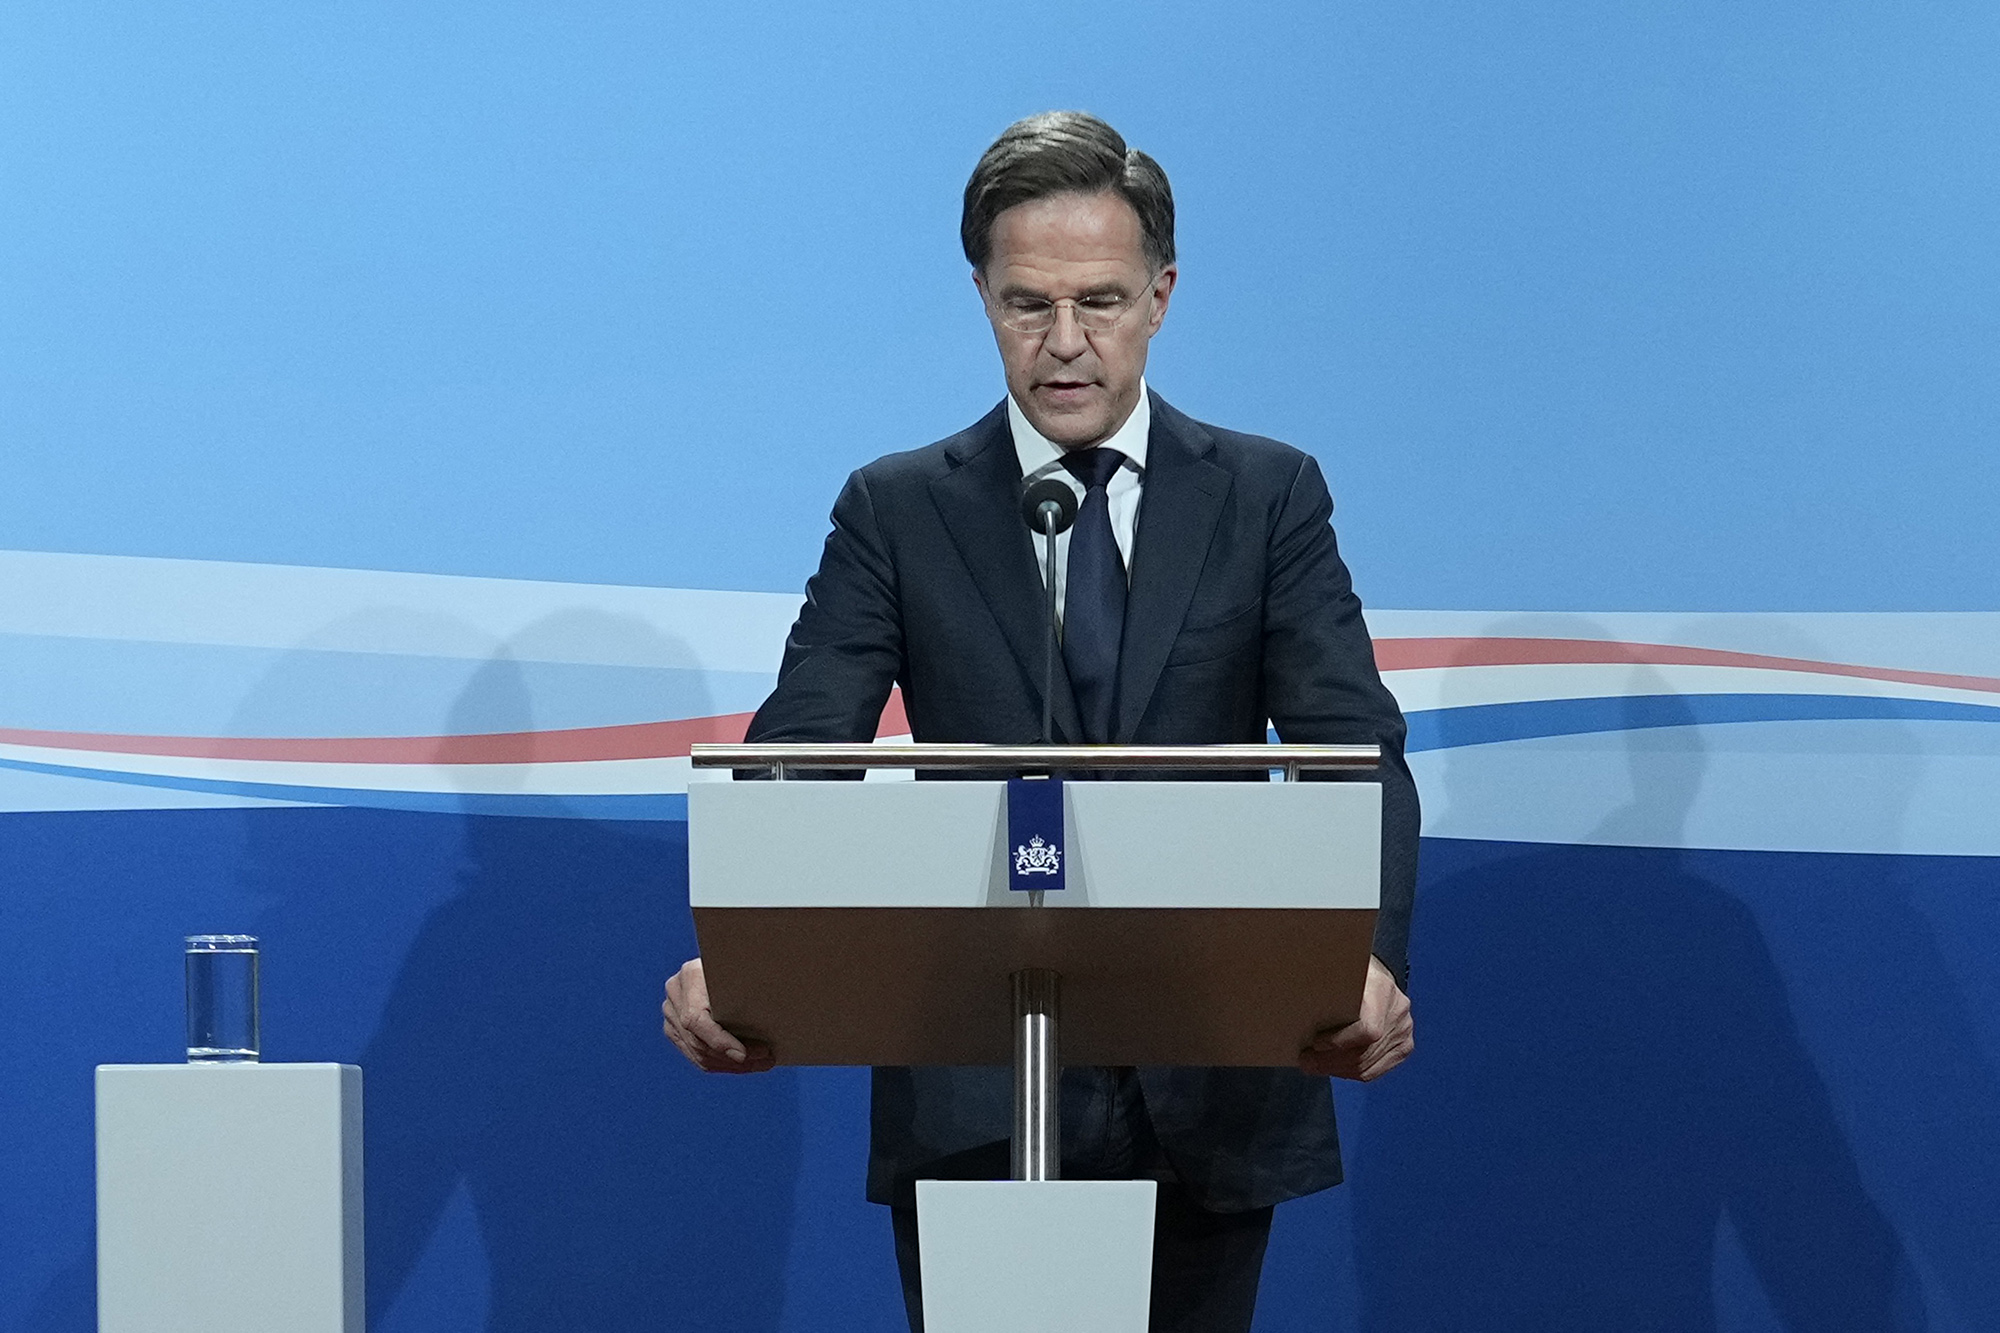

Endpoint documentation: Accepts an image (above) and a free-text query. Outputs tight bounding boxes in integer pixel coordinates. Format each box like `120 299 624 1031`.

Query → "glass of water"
186 935 260 1062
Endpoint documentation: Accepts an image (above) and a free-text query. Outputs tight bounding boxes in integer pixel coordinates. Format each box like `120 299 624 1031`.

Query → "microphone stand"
1039 500 1061 747
1029 505 1063 928
1018 475 1074 744
1017 483 1074 1177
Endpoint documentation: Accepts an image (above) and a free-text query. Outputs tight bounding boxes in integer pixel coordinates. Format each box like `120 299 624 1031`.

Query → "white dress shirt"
1009 380 1149 620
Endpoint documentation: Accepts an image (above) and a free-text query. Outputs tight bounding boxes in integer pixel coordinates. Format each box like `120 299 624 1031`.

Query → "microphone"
1019 478 1077 536
1020 478 1078 745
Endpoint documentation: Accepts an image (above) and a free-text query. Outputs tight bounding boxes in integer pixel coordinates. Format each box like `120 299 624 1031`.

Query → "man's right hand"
662 957 775 1074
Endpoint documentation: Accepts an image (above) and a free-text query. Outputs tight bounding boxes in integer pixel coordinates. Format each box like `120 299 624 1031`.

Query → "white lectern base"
917 1180 1157 1332
96 1063 363 1333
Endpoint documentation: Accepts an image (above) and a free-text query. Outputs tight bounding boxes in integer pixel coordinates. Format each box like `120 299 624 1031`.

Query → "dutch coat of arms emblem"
1013 834 1061 876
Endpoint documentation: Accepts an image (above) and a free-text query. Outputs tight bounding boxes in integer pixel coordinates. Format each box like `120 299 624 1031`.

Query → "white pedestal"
916 1180 1157 1332
96 1063 363 1333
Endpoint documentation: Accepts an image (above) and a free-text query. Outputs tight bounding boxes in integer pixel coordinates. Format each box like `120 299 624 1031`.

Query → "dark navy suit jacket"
744 392 1419 1212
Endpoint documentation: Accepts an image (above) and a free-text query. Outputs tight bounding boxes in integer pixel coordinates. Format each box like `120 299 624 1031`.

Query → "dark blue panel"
0 807 807 1333
7 815 1997 1331
1321 837 1994 1333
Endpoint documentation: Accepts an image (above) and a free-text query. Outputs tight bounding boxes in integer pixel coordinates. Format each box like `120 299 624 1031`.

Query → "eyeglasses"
990 284 1154 335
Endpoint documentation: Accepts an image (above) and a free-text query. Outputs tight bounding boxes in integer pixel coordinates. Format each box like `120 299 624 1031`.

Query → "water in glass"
186 935 260 1061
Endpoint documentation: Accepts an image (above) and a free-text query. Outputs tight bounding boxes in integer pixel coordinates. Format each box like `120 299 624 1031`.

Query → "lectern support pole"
1011 969 1060 1181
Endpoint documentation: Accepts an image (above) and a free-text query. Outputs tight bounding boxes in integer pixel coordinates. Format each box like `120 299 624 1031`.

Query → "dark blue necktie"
1060 447 1128 744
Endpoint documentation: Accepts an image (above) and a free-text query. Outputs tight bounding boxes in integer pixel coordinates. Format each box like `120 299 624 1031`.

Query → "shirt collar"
1008 379 1151 480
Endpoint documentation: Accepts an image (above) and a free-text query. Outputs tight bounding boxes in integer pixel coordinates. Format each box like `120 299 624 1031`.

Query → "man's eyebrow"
995 278 1136 301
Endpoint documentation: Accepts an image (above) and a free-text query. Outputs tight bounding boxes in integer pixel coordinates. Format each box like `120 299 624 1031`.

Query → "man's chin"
1022 400 1113 451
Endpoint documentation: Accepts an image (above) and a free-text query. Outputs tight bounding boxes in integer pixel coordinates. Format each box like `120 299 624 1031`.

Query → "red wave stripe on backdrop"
1370 637 2000 696
5 639 1998 768
0 692 912 766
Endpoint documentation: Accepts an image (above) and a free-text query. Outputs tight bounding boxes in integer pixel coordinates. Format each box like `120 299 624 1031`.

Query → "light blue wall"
5 2 1994 606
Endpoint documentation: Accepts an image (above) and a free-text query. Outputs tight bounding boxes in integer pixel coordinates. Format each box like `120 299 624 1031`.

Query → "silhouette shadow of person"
359 810 803 1331
342 619 803 1331
1349 623 1923 1332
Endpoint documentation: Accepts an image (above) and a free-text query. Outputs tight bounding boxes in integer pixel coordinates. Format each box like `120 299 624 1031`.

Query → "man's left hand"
1300 956 1413 1081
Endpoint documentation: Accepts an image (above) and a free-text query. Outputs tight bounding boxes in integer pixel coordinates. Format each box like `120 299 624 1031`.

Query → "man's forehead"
985 192 1149 277
988 258 1144 299
984 238 1152 300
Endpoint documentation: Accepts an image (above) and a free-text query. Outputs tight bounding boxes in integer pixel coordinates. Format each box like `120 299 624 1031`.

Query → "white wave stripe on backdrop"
0 551 1995 855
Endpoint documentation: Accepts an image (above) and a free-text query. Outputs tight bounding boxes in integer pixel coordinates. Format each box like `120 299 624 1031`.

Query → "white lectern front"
688 742 1381 1333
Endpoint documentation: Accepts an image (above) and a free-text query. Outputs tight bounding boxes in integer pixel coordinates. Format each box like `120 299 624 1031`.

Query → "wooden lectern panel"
694 903 1376 1066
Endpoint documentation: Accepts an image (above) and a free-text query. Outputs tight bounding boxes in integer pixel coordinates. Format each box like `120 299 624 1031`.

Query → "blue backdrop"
2 4 1997 1331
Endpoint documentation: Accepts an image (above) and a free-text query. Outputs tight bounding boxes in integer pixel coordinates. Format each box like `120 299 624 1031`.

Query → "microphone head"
1019 478 1078 536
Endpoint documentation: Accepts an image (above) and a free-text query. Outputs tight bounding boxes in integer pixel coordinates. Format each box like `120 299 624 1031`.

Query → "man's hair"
961 111 1176 274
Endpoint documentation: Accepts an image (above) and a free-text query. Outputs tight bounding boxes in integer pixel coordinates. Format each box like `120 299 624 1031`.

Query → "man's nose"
1043 302 1088 359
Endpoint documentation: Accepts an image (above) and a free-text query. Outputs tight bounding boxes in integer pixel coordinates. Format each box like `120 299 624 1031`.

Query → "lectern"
687 743 1381 1332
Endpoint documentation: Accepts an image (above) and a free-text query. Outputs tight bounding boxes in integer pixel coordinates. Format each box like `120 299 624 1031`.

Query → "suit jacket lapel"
1115 396 1231 741
929 405 1087 743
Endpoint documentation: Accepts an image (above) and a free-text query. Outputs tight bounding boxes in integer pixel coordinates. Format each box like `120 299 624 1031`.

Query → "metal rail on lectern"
690 742 1381 1183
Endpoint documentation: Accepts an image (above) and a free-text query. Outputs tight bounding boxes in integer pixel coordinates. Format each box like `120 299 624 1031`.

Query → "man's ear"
972 267 989 300
1146 264 1179 335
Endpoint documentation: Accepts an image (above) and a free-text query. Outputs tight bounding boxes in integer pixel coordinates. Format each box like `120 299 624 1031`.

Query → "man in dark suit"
663 111 1419 1332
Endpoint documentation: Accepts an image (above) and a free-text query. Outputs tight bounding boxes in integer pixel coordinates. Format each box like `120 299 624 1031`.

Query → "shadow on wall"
1348 620 1926 1333
234 611 803 1333
1668 615 2000 1331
